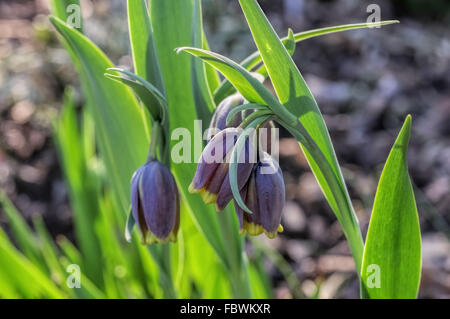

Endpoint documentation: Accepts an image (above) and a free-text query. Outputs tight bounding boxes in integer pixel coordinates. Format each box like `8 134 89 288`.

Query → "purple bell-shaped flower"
131 161 180 244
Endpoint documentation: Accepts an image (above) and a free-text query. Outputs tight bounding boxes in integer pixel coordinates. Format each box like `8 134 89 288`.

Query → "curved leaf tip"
361 114 421 299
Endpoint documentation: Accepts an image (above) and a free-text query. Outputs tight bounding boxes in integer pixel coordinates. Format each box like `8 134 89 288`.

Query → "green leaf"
226 103 267 126
254 28 295 78
151 0 252 297
239 0 364 273
191 0 215 123
214 19 398 103
177 47 283 110
49 0 82 32
0 227 65 298
104 68 167 123
361 115 421 299
229 115 271 214
202 32 221 93
50 16 149 213
127 0 164 92
149 0 227 265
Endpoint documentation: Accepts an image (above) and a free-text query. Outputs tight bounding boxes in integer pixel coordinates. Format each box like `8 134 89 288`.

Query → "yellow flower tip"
143 234 158 245
214 203 225 212
188 182 198 194
265 232 276 239
243 222 264 237
141 231 149 245
199 189 218 205
277 224 284 233
167 231 178 243
140 230 178 245
264 224 284 239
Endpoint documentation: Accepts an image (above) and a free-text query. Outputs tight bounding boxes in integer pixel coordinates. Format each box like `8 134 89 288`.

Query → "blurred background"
0 0 449 298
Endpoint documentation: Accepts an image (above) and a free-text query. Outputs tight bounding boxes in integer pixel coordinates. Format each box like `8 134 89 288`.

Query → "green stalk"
217 211 252 298
146 121 162 163
279 119 364 274
147 245 177 298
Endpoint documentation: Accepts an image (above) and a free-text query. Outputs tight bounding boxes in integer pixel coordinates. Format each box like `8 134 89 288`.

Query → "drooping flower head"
234 152 285 238
207 93 275 154
207 93 246 141
131 160 180 244
189 127 256 210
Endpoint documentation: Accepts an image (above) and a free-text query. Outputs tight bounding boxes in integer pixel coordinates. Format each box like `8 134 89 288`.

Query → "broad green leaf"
202 32 221 93
177 47 275 106
361 116 421 299
104 68 167 123
214 20 399 103
253 28 295 78
239 0 364 272
50 16 149 213
49 0 82 32
191 0 215 123
177 47 300 135
150 0 251 297
149 0 226 263
127 0 164 93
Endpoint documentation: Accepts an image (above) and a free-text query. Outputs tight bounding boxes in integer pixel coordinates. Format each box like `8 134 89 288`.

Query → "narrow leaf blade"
127 0 164 92
361 115 421 299
214 20 399 103
239 0 364 272
149 0 227 263
191 0 216 122
50 16 149 213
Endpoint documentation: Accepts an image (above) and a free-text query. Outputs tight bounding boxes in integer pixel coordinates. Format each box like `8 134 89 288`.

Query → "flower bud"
131 161 180 244
234 153 285 238
207 94 275 155
189 128 255 210
207 93 246 141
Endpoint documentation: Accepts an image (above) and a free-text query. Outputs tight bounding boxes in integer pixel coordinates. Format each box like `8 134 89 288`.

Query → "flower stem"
146 121 162 163
147 245 177 298
279 118 364 275
217 209 253 298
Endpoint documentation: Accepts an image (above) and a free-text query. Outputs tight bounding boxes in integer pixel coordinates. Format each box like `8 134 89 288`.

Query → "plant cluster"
0 0 421 299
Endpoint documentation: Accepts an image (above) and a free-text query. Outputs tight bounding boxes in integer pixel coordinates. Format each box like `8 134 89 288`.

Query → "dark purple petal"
190 128 238 192
205 163 229 195
244 169 261 226
130 167 146 235
216 135 256 210
255 154 285 235
207 93 245 140
140 161 179 240
216 161 254 210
